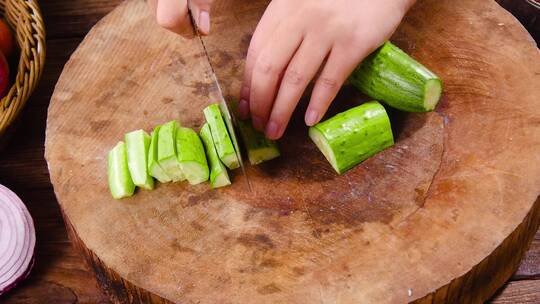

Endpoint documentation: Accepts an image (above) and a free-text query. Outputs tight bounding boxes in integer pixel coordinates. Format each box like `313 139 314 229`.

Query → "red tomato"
0 20 14 57
0 52 10 98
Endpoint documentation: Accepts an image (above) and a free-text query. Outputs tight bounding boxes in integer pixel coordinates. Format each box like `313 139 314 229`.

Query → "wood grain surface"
0 0 537 303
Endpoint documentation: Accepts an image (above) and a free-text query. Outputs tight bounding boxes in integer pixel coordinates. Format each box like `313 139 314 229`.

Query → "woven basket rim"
0 0 46 138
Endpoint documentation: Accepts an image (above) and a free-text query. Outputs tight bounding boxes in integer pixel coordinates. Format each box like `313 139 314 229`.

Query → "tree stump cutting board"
44 0 540 303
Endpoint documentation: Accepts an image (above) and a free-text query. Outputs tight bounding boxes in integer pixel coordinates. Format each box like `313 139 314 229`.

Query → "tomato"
0 20 14 58
0 52 10 98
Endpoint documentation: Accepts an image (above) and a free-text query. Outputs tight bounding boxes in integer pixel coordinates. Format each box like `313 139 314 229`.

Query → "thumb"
189 0 214 35
154 0 193 36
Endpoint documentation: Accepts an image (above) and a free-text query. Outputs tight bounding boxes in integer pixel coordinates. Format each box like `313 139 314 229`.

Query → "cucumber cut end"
180 161 209 185
138 177 155 190
149 163 172 183
248 147 280 165
423 79 442 111
309 127 341 174
108 141 136 199
159 157 185 182
222 154 240 170
212 172 231 188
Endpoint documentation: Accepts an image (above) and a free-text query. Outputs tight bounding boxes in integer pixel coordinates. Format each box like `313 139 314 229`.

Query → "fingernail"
252 115 264 131
305 109 320 126
199 11 210 34
239 99 249 119
265 120 280 139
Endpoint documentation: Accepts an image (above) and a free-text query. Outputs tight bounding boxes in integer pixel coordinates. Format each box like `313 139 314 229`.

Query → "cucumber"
125 130 154 190
147 126 172 183
203 104 240 170
349 41 442 112
176 127 209 185
309 101 394 174
157 120 185 182
237 119 280 165
200 123 231 188
107 141 136 199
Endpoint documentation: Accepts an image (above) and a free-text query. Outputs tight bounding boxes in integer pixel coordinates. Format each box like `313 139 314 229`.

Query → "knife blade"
187 4 251 190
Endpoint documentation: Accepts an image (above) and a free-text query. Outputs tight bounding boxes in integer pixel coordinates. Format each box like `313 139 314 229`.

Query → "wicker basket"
0 0 45 139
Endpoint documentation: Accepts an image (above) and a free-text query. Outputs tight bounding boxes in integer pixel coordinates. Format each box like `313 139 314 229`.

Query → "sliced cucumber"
203 104 240 169
157 120 185 182
176 127 209 185
349 41 442 112
200 123 231 188
309 101 394 174
237 119 280 165
147 126 172 183
107 141 136 199
125 129 154 190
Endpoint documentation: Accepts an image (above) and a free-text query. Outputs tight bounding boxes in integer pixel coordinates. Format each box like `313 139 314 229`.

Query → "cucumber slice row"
349 41 442 112
176 127 209 185
107 141 136 199
125 129 154 190
200 123 231 188
309 101 394 174
203 104 240 170
157 120 185 182
237 119 280 165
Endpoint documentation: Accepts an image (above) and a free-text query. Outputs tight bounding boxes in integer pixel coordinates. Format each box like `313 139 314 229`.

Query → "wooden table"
0 1 538 303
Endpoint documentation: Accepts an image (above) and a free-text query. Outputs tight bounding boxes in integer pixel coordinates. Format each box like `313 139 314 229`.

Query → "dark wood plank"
496 0 540 43
0 1 117 301
43 0 123 39
490 280 540 304
0 39 83 187
514 231 540 279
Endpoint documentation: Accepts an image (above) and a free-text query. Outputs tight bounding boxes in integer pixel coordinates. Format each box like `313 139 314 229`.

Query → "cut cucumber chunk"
157 120 185 182
200 123 231 188
237 119 280 165
349 41 442 112
107 141 136 199
309 101 394 174
147 126 172 183
176 127 209 185
125 129 154 190
203 104 240 169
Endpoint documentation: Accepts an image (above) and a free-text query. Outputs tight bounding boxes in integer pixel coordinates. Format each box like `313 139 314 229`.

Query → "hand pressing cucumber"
149 0 418 140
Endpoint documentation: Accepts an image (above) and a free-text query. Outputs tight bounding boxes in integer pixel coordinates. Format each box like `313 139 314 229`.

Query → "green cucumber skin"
157 121 185 182
349 41 442 112
125 130 154 190
310 101 394 174
147 127 172 183
200 123 231 188
237 119 280 165
176 127 209 185
203 104 240 170
107 141 136 199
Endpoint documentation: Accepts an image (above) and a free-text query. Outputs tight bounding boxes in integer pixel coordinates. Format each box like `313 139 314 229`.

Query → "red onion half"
0 185 36 295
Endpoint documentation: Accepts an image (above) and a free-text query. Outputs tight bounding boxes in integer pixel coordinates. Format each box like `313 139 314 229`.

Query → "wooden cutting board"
44 0 540 303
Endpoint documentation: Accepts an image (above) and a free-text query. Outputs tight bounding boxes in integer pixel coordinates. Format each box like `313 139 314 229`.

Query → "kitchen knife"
187 4 251 190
